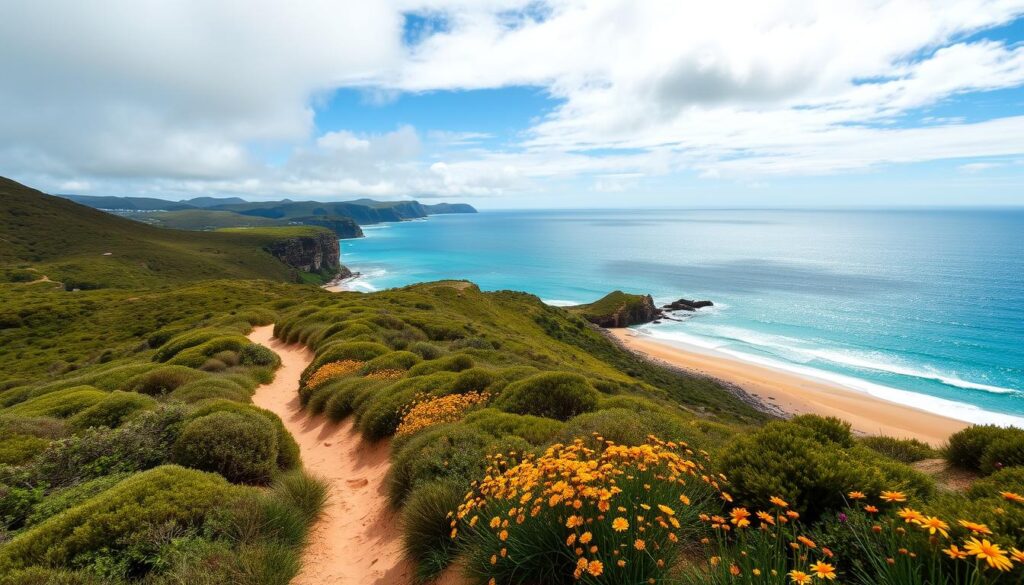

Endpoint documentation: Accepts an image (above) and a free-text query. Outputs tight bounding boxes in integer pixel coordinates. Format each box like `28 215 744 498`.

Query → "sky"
3 1 1024 209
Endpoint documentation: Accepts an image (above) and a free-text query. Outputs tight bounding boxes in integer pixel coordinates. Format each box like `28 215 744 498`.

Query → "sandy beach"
609 329 968 446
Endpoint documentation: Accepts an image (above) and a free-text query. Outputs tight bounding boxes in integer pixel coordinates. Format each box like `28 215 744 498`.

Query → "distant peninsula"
59 193 477 239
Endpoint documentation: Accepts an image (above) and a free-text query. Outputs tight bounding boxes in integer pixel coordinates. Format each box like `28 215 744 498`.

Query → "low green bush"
4 387 107 419
979 430 1024 475
945 424 1024 475
362 351 421 373
28 406 188 488
24 473 130 527
168 335 250 368
153 329 224 362
173 411 278 484
858 435 938 463
557 407 697 448
790 414 854 447
169 378 251 403
968 466 1024 497
126 366 207 396
0 434 49 465
0 465 246 573
461 408 564 445
322 378 382 422
68 391 157 431
401 480 465 582
387 424 493 506
188 400 300 472
493 371 599 421
408 342 444 360
356 372 458 441
450 368 496 394
239 343 280 367
407 354 474 377
719 421 933 520
0 567 104 585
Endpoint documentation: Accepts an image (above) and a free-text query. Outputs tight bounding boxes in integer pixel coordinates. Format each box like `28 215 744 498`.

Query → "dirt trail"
247 325 414 585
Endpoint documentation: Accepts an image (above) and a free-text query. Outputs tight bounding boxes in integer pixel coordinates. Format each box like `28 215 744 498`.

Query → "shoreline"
608 328 968 446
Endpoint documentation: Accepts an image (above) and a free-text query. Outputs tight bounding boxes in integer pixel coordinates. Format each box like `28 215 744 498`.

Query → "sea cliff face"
264 232 341 278
291 216 364 239
568 291 663 327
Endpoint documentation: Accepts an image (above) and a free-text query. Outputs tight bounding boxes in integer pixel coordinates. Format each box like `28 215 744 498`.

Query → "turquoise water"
342 209 1024 425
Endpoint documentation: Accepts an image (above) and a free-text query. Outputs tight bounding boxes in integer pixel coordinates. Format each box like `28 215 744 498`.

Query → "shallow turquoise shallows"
341 209 1024 425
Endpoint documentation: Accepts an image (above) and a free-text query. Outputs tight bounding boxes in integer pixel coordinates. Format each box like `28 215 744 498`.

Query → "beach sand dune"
610 329 967 446
248 325 415 585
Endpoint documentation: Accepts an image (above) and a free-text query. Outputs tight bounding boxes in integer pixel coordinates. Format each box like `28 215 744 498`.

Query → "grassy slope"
0 177 331 289
123 209 286 230
567 290 652 320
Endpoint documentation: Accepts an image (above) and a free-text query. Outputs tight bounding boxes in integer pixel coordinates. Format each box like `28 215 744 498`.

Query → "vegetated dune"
248 325 416 585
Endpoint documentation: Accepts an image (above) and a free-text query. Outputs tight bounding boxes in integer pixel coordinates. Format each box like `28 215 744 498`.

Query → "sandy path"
247 325 414 585
610 329 967 446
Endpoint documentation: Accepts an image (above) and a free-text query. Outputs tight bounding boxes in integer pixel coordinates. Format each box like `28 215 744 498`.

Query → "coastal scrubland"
1 178 1023 583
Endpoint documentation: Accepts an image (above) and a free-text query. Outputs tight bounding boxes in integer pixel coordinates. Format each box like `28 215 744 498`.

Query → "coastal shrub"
453 438 720 585
0 434 49 465
926 489 1024 546
362 351 421 373
493 372 599 421
153 329 223 362
28 406 188 488
0 465 245 573
980 431 1024 475
186 400 299 472
597 394 668 413
387 424 493 505
24 473 130 527
968 466 1024 497
407 354 474 377
168 335 250 368
271 470 329 526
309 341 390 372
172 411 278 484
169 378 251 403
461 408 564 445
68 391 157 431
557 407 697 448
791 413 855 447
200 358 229 372
4 387 107 419
356 372 458 441
401 480 465 582
945 424 1008 471
239 343 280 367
858 435 937 463
126 366 206 396
0 568 103 585
322 378 382 421
450 367 496 394
306 383 345 415
409 341 444 360
212 350 241 367
719 421 933 520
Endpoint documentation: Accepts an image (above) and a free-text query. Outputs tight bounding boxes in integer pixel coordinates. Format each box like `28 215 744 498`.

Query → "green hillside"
123 209 286 230
1 177 333 289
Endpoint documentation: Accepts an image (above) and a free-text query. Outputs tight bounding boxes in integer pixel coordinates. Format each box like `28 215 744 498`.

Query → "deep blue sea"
341 209 1024 426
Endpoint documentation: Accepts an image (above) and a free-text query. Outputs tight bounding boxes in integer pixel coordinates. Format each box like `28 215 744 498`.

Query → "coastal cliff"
291 215 364 239
567 291 662 327
264 232 342 280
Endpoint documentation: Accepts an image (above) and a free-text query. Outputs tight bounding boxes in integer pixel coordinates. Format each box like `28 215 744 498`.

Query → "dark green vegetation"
946 424 1024 475
123 210 365 239
567 289 661 327
1 177 340 289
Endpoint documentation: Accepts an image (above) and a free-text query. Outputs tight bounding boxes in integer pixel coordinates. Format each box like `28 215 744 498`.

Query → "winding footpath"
247 326 414 585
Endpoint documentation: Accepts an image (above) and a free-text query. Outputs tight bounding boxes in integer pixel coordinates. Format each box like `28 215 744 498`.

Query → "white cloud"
3 0 1024 200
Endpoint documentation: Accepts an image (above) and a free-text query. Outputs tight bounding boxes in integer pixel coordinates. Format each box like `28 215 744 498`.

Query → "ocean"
341 209 1024 426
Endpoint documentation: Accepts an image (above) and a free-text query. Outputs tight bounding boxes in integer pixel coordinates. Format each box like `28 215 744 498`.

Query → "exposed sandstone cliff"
264 232 342 281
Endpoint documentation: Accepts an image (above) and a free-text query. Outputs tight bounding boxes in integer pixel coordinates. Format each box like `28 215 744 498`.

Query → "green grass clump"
461 408 563 446
361 350 421 373
401 480 465 582
387 424 494 506
494 371 599 421
0 465 246 572
0 434 49 465
23 473 131 527
173 411 278 484
126 366 207 396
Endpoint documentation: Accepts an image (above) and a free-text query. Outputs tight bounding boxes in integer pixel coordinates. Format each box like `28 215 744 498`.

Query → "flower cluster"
305 360 363 389
697 488 1024 584
452 436 723 583
395 391 490 436
363 368 406 381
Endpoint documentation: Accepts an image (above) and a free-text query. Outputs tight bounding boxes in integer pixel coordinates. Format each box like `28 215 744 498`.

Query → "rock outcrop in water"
663 298 714 312
567 291 663 328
